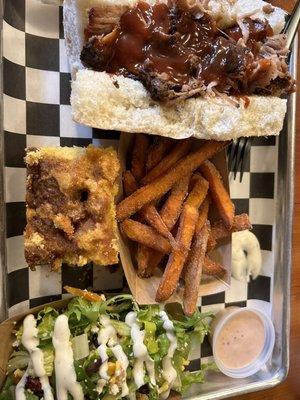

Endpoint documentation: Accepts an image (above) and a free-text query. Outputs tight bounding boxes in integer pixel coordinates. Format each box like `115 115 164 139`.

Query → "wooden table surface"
229 1 300 399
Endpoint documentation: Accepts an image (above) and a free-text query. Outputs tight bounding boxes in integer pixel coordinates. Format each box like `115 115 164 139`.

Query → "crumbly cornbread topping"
24 145 120 269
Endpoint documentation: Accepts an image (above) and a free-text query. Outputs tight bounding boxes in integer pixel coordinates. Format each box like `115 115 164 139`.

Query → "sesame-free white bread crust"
65 0 287 140
71 70 287 140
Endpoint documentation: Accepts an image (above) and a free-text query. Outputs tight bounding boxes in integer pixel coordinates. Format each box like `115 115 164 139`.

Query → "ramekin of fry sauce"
210 307 275 378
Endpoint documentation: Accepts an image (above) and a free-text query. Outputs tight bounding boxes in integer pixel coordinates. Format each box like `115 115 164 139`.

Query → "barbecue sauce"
80 1 292 100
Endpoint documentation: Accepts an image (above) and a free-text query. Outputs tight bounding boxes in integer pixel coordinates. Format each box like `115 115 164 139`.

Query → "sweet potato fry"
195 196 210 234
136 246 163 278
123 171 175 244
136 245 152 278
203 256 226 276
136 202 175 275
146 137 171 171
117 140 229 221
141 173 207 267
123 170 138 196
138 198 211 278
160 175 190 230
207 213 252 251
156 204 199 302
200 160 235 229
185 173 209 209
207 236 217 252
131 134 150 181
183 220 211 316
121 219 172 254
123 169 176 272
141 138 192 185
141 204 176 246
212 213 252 240
138 176 190 277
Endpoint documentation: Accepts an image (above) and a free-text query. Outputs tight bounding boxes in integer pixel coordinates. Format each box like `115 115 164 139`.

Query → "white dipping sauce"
16 315 53 400
52 315 84 400
125 312 156 388
232 230 262 282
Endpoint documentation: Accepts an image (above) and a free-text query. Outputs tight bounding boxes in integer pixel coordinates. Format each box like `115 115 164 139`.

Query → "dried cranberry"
25 377 44 398
85 358 102 375
139 384 150 394
91 333 99 348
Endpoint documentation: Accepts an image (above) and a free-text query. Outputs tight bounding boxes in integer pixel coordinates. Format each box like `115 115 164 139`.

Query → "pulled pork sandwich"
64 0 295 140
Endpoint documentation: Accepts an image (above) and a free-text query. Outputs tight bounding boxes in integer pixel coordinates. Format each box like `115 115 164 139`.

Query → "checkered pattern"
3 0 277 365
3 0 123 314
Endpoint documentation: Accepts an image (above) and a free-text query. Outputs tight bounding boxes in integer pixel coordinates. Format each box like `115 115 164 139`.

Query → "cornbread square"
24 145 120 269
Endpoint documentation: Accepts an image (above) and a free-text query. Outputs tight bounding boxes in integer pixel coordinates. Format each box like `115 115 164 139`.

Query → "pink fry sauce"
214 311 266 370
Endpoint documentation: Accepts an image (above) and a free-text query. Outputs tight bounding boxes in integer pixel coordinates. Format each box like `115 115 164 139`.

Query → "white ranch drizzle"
97 315 130 396
112 345 129 396
96 378 106 395
15 367 29 400
16 314 53 400
125 311 156 389
159 311 178 398
52 315 84 400
97 315 118 379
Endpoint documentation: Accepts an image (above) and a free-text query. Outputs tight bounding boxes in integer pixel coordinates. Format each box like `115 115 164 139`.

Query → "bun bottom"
71 70 287 141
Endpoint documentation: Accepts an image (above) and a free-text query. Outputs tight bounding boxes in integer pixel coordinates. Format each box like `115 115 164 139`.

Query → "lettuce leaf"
173 309 212 343
105 294 136 315
110 320 130 337
143 321 159 355
7 350 29 374
14 325 23 343
137 305 160 323
180 363 218 393
37 307 59 341
42 346 54 376
74 352 108 400
25 393 39 400
65 297 106 335
67 297 106 321
0 376 15 400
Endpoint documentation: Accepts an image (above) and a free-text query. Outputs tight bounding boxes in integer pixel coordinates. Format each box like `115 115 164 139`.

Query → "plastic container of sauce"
210 307 275 378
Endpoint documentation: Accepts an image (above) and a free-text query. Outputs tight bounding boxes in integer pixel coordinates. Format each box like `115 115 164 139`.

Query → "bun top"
206 0 286 32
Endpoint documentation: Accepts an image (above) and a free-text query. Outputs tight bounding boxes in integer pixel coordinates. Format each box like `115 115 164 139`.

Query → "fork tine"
239 138 252 182
228 139 239 172
233 138 247 180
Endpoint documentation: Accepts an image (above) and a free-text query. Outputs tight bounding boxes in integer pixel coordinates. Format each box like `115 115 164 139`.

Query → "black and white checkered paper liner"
2 0 278 366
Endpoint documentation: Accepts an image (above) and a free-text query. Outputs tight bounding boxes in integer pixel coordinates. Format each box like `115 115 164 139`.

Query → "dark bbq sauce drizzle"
81 1 294 100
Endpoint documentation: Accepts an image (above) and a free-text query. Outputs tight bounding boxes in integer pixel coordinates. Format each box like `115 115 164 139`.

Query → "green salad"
0 292 214 400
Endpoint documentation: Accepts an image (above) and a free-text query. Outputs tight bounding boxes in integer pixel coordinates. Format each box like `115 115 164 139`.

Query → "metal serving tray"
189 39 298 399
0 0 297 398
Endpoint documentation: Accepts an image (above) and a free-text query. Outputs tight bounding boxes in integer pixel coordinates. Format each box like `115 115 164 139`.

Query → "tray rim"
189 36 298 400
0 0 8 323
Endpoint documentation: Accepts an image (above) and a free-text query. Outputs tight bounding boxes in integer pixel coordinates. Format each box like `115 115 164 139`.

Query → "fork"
229 0 300 182
228 138 252 182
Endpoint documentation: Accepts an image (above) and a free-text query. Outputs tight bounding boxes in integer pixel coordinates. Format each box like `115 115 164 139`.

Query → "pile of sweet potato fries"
117 134 251 315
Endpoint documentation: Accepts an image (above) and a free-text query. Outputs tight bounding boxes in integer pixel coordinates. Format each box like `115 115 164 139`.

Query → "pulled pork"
80 0 295 101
